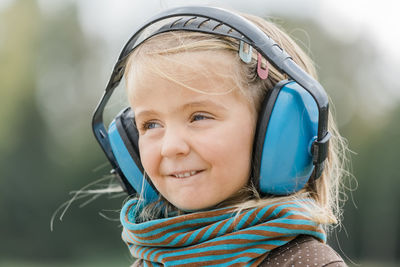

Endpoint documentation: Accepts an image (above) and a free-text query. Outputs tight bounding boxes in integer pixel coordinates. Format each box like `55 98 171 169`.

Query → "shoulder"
259 235 347 267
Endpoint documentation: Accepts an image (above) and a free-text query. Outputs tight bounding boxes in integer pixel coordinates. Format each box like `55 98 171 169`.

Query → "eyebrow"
134 99 229 119
182 100 229 111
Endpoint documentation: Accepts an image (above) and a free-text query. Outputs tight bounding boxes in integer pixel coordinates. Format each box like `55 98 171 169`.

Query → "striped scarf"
120 199 326 267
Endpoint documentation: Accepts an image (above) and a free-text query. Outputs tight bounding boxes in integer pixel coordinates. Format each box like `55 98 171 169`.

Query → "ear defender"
107 108 158 202
253 80 319 195
92 6 330 202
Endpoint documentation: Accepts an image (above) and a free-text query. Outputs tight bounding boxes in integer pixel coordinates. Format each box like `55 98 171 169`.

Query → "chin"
171 199 215 212
172 197 227 212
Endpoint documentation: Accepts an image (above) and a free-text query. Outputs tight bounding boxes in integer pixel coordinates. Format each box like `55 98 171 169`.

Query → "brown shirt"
260 235 347 266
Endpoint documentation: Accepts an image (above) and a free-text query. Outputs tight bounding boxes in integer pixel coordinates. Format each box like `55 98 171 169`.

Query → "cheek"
138 139 160 177
225 119 254 175
199 121 254 173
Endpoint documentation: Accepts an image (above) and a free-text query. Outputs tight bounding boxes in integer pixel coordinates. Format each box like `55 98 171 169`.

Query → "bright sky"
318 0 400 61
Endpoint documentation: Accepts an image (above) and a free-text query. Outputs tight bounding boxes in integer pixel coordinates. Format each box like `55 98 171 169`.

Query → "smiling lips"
170 170 203 178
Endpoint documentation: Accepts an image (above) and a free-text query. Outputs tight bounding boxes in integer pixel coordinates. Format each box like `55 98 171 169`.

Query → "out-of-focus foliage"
286 16 400 264
0 0 399 266
0 0 129 265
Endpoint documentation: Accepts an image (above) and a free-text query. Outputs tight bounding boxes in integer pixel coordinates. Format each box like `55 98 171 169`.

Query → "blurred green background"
1 0 399 266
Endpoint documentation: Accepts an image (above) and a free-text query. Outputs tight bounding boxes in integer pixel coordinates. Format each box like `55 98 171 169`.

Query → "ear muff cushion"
257 81 318 195
108 108 158 202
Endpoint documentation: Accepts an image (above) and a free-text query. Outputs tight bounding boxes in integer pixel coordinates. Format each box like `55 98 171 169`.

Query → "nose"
160 126 190 158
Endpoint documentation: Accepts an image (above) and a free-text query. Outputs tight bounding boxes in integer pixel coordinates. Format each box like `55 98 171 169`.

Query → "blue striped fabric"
121 199 326 266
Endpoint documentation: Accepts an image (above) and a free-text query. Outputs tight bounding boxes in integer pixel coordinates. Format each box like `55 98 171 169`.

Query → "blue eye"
191 113 211 122
142 121 161 130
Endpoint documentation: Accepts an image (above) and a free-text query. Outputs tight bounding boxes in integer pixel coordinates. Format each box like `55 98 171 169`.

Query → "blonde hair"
123 12 350 231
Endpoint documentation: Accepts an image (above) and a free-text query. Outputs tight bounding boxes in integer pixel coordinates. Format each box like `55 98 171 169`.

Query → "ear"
254 81 318 195
108 107 159 202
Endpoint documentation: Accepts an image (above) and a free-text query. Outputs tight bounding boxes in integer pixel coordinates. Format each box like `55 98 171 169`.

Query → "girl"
92 6 348 267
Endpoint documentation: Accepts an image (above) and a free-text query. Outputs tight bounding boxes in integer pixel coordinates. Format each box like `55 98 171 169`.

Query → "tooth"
172 171 199 178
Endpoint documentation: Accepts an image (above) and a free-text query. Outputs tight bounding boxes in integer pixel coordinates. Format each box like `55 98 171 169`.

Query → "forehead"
127 51 241 102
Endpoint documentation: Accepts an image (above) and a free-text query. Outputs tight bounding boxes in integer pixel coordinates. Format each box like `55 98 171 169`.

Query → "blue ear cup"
107 108 158 202
254 81 319 195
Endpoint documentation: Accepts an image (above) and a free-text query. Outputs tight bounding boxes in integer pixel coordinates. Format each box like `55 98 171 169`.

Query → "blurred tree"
0 0 40 152
350 106 400 263
0 0 128 264
279 15 400 265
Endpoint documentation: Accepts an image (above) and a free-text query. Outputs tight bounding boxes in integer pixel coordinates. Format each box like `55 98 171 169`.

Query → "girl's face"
128 51 256 211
